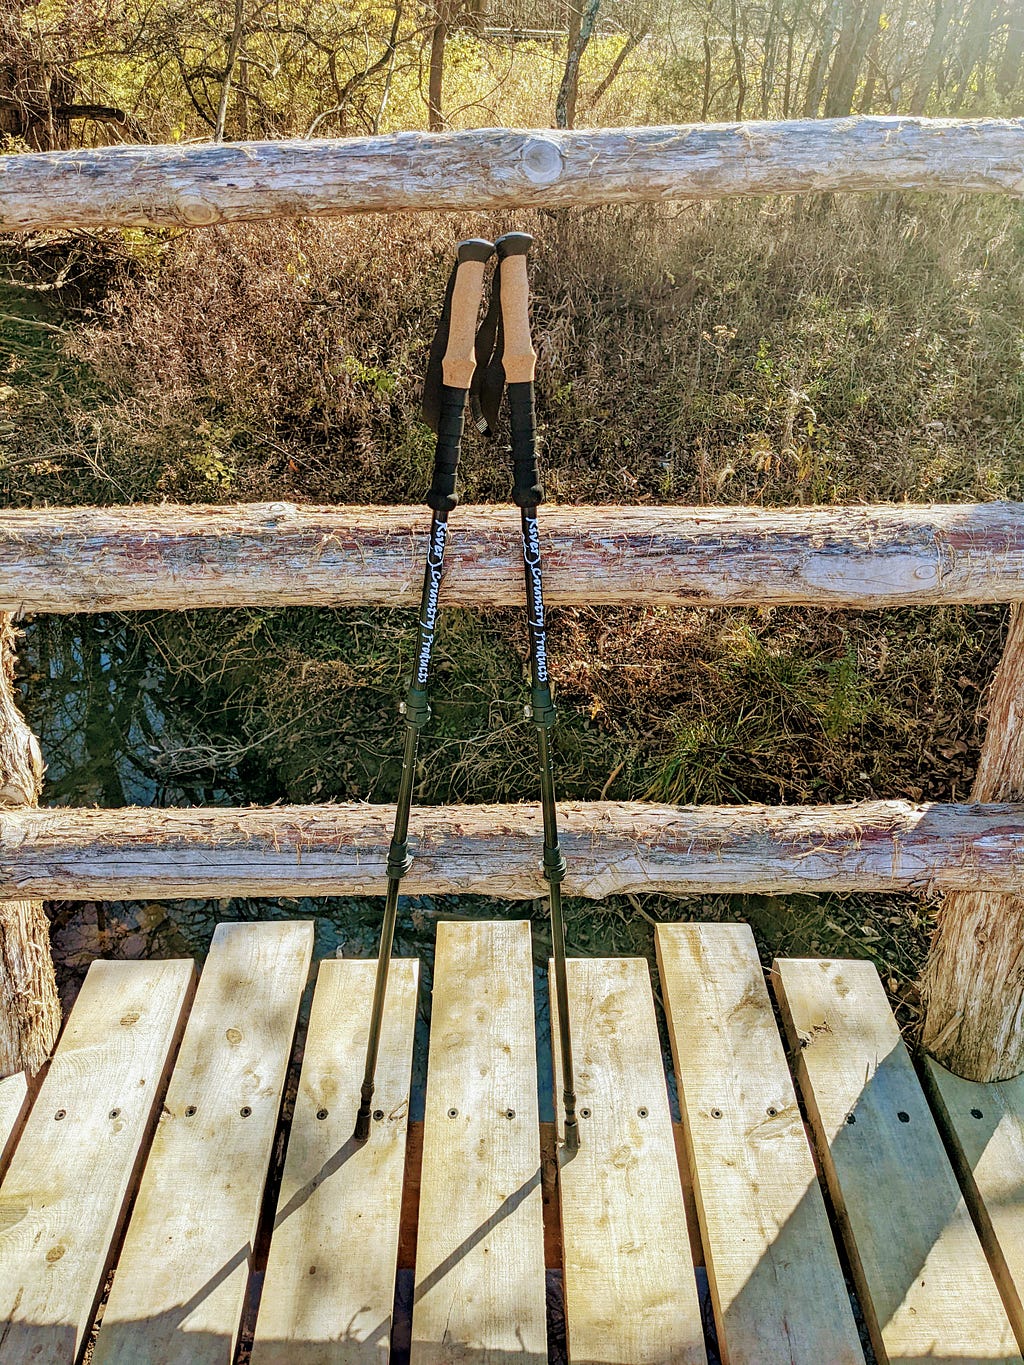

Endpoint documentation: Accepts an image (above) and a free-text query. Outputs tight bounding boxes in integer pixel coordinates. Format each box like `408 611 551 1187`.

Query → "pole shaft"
521 505 579 1152
355 510 449 1140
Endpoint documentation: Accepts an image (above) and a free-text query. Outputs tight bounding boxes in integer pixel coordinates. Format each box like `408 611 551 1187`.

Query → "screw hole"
580 1107 592 1119
971 1107 984 1119
637 1106 649 1119
373 1109 385 1122
448 1107 458 1119
845 1113 856 1125
54 1109 66 1121
767 1106 778 1117
897 1111 910 1123
506 1108 516 1120
710 1107 723 1119
239 1106 252 1118
184 1105 197 1117
316 1107 328 1121
109 1108 121 1120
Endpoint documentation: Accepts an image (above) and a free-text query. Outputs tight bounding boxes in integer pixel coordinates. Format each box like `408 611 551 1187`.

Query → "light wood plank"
552 956 706 1365
0 958 195 1364
657 924 862 1364
93 920 314 1365
411 920 546 1364
773 956 1020 1364
923 1060 1024 1351
252 957 418 1364
0 1070 29 1179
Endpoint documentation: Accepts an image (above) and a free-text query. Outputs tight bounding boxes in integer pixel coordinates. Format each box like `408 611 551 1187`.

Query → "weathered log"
2 117 1024 233
0 617 58 1079
0 799 1022 899
0 501 1021 614
922 605 1024 1080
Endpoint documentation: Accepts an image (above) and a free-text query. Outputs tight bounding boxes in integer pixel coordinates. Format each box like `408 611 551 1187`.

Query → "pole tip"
353 1109 371 1143
563 1118 580 1155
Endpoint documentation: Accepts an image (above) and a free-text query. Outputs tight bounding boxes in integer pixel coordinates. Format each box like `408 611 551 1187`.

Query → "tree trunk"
0 617 58 1079
921 604 1024 1081
0 502 1019 613
996 3 1024 95
824 0 885 116
427 2 450 131
214 0 245 143
0 799 1020 901
6 119 1024 231
911 0 956 114
555 0 600 128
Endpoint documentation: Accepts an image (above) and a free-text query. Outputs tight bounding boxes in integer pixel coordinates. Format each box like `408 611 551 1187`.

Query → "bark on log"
0 799 1022 899
0 501 1021 614
0 618 58 1079
3 117 1024 232
921 604 1024 1081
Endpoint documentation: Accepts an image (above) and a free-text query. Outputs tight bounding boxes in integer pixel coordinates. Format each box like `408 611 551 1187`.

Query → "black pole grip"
427 385 466 513
509 381 542 507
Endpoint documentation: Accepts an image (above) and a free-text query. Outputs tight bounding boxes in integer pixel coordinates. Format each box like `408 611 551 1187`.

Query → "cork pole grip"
499 253 536 383
442 258 488 389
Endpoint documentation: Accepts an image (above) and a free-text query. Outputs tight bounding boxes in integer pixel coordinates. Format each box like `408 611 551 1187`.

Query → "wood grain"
923 1060 1024 1351
252 958 418 1364
2 799 1024 900
411 920 546 1363
0 501 1020 613
0 1071 28 1180
4 117 1024 233
922 604 1024 1080
552 956 706 1365
657 924 862 1364
92 921 313 1365
0 957 195 1364
774 956 1020 1364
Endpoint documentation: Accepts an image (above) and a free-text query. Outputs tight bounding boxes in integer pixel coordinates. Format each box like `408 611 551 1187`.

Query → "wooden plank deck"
773 956 1021 1364
411 919 547 1364
657 924 863 1364
551 956 706 1364
4 915 1024 1363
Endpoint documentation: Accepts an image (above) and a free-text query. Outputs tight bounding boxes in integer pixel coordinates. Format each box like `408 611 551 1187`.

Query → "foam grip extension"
427 385 466 512
508 381 542 507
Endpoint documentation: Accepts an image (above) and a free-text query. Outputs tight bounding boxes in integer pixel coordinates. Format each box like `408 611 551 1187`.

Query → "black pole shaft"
354 509 450 1141
521 504 579 1153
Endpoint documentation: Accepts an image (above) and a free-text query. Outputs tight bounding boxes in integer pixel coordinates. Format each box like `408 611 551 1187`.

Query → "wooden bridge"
5 114 1024 1363
3 915 1024 1363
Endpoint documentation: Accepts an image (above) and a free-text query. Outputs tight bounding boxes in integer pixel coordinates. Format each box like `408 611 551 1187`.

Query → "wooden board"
0 957 195 1364
251 958 418 1364
657 924 862 1364
773 956 1021 1364
93 920 314 1365
0 1070 29 1179
552 956 706 1365
410 920 546 1364
923 1059 1024 1351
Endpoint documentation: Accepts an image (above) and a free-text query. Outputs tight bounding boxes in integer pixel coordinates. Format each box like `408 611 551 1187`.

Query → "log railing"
2 117 1024 232
1 501 1022 612
4 113 1024 1082
0 799 1021 900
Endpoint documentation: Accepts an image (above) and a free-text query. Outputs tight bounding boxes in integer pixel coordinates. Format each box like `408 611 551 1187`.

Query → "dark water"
19 611 670 1124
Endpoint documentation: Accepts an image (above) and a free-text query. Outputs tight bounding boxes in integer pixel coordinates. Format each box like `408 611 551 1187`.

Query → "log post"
922 603 1024 1080
0 616 59 1078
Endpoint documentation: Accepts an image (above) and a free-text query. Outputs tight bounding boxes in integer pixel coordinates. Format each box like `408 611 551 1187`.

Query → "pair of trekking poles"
353 231 580 1155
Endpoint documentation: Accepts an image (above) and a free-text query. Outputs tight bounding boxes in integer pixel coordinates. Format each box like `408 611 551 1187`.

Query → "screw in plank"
316 1108 329 1120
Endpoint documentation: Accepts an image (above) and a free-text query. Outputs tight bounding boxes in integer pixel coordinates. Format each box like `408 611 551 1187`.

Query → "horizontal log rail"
1 501 1022 613
2 799 1022 899
3 117 1024 233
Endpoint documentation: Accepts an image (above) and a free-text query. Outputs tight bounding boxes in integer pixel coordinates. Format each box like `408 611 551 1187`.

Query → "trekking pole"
495 230 580 1154
354 236 494 1143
